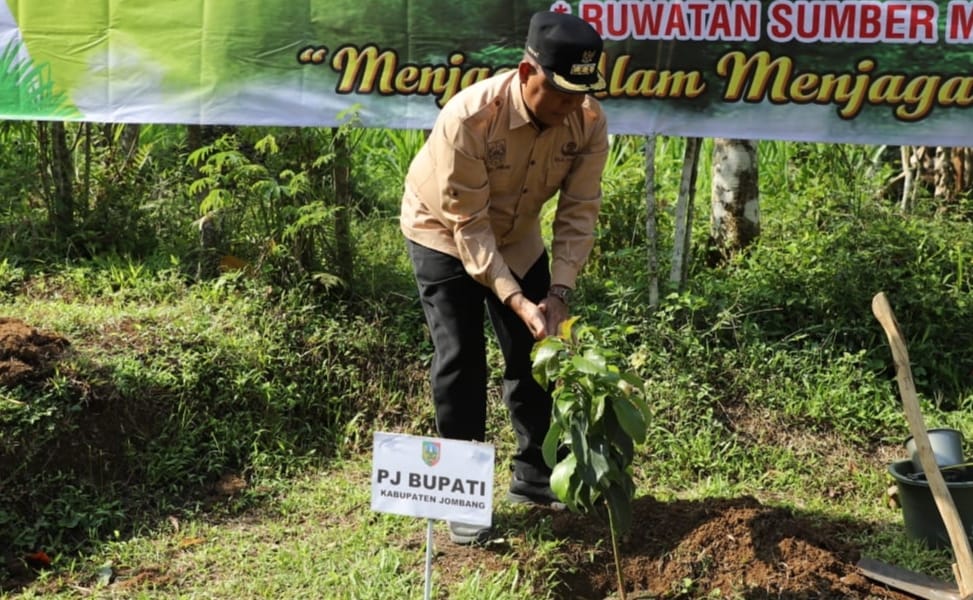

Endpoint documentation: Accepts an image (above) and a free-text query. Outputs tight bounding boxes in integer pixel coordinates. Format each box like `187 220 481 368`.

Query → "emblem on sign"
421 441 441 466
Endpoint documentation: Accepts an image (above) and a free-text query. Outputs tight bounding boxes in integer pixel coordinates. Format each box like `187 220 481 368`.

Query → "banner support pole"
424 518 434 600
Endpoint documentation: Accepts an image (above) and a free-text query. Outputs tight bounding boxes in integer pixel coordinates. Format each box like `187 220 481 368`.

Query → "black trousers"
407 240 553 483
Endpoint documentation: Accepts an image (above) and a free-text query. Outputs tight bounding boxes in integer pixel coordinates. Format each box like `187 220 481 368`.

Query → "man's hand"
506 292 547 340
539 292 569 337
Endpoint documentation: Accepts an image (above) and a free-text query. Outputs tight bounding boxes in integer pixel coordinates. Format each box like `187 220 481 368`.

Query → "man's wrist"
547 285 571 303
504 291 525 307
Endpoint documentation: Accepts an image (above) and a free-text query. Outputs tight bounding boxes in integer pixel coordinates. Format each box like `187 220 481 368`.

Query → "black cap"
525 11 606 94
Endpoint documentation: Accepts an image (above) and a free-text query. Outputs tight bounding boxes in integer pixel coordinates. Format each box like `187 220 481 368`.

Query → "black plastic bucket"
888 459 973 549
904 428 965 471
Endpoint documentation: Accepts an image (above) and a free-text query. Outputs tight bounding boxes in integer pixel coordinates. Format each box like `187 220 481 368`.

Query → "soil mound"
548 495 913 599
434 494 914 598
0 317 70 386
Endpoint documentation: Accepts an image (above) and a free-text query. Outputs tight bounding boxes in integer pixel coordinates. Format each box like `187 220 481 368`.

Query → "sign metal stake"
424 518 434 600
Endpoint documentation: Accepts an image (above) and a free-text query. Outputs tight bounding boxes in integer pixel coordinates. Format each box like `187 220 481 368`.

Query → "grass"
0 264 967 597
7 443 946 598
8 458 568 600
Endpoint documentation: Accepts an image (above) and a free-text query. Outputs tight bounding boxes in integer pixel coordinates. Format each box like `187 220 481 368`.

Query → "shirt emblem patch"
486 140 507 169
561 141 580 156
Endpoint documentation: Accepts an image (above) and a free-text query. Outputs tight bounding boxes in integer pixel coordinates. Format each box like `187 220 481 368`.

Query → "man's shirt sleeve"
431 114 522 303
551 109 609 290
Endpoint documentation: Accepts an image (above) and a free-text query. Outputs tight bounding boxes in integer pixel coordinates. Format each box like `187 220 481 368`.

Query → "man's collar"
509 72 534 130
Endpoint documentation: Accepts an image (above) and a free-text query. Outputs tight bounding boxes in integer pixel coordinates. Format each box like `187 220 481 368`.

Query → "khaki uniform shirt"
400 70 608 303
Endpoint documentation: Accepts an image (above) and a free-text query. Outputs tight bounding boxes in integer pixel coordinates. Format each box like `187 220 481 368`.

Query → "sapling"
532 317 649 600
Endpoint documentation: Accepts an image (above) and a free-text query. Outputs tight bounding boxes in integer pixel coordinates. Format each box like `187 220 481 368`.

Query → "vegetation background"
1 118 973 597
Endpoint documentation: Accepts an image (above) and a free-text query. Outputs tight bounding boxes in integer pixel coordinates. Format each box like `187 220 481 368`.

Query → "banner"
3 0 973 145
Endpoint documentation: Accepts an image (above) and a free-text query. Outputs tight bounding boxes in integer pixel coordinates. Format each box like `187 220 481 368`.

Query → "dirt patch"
0 317 69 386
0 316 170 487
424 407 920 598
552 495 913 599
433 496 916 599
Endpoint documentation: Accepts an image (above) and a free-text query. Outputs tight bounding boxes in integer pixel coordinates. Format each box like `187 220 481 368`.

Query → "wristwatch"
548 285 571 303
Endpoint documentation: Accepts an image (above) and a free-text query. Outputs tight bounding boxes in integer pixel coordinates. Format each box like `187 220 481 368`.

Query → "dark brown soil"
550 496 912 599
0 317 69 386
436 496 918 599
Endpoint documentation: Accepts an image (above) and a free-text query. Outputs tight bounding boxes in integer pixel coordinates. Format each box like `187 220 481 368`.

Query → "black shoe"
506 477 567 510
447 521 492 545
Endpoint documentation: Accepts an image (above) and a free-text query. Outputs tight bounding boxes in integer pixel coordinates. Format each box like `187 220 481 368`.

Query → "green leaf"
532 337 562 369
199 188 232 214
550 454 577 507
591 391 606 424
602 454 626 485
570 422 590 459
254 134 280 155
311 152 336 169
536 319 644 528
605 485 633 535
589 445 610 485
187 145 214 167
582 348 608 370
531 338 563 386
571 354 603 375
606 412 635 465
554 389 578 421
576 375 595 398
612 396 647 444
578 482 599 512
578 460 599 488
630 389 651 422
620 371 643 389
187 178 213 196
542 422 562 468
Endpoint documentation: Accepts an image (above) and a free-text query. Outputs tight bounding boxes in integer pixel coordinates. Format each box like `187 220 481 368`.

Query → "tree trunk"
644 135 660 308
48 121 75 243
907 146 973 209
669 137 701 290
119 123 141 168
709 138 760 266
187 125 229 280
80 123 91 220
196 214 222 281
186 125 202 154
899 145 915 212
331 127 353 286
289 129 318 277
186 125 233 152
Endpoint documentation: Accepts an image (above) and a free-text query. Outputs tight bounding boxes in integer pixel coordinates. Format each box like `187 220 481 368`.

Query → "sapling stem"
608 506 627 600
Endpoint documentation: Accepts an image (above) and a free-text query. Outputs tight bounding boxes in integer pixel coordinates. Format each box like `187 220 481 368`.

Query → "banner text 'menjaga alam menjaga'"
298 44 973 123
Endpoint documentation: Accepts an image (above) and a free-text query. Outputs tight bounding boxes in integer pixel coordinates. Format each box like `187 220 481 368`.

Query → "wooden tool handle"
873 292 973 598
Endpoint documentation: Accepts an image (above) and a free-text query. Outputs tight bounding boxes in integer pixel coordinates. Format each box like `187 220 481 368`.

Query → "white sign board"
371 432 495 527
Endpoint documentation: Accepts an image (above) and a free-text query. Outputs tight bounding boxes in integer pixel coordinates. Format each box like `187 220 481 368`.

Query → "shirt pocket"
545 155 574 191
